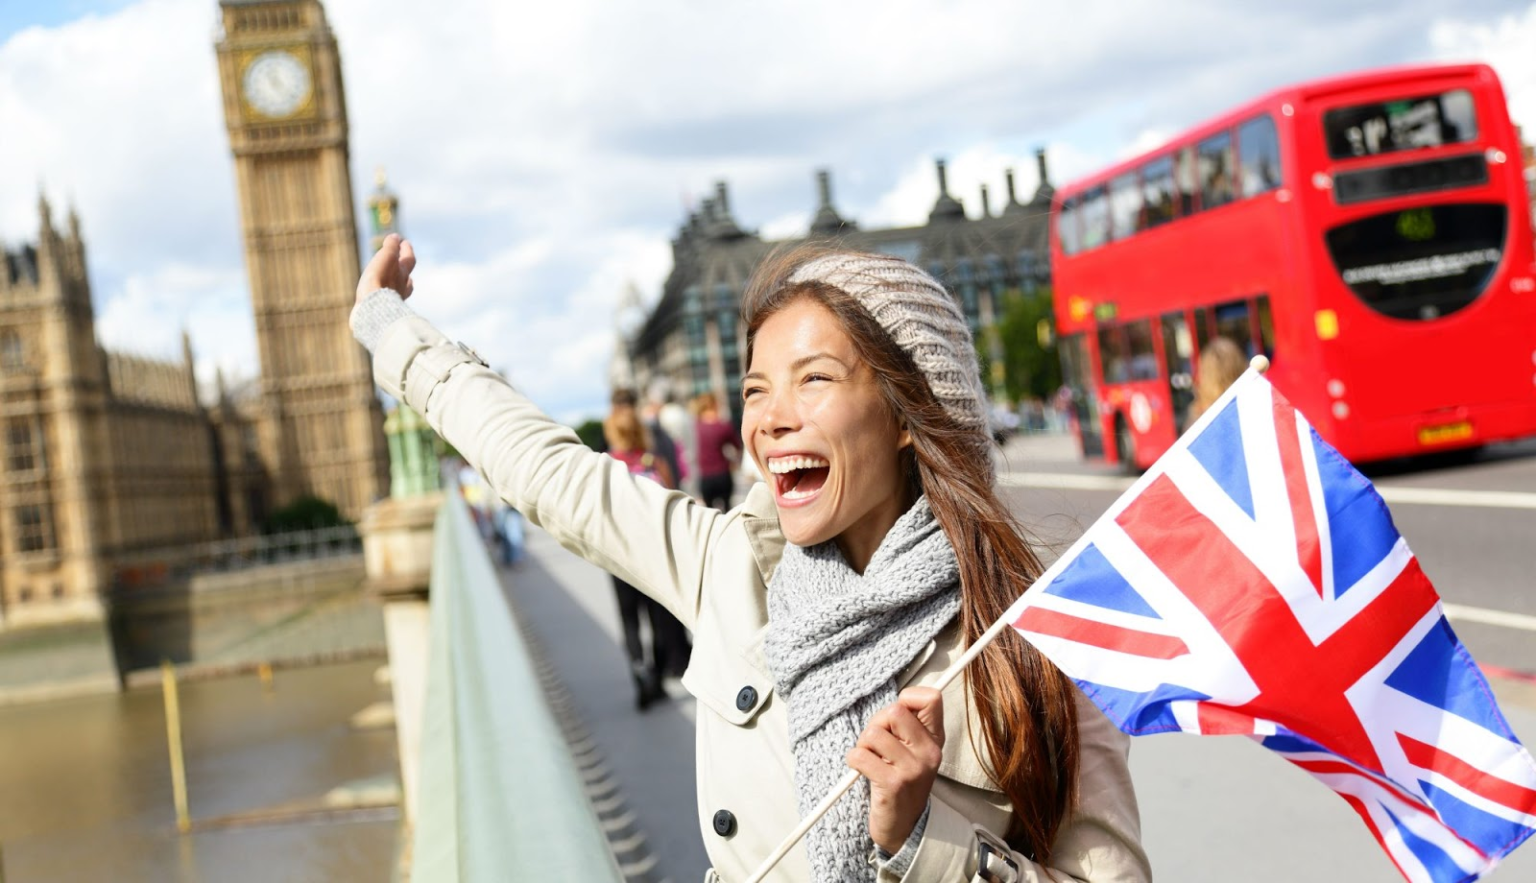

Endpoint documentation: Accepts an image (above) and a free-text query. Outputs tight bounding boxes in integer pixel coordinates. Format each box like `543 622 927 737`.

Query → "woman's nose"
756 387 800 437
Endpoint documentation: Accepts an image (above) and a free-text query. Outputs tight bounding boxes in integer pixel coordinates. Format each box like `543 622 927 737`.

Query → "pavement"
504 433 1536 882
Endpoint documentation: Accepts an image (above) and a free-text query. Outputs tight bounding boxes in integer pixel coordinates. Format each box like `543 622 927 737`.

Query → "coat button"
712 809 737 838
735 685 758 712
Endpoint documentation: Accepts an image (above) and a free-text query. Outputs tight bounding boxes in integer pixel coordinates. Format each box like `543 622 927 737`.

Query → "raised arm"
352 235 721 626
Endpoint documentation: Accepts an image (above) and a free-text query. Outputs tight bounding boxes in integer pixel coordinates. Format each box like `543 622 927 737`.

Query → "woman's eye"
742 386 764 400
804 373 832 383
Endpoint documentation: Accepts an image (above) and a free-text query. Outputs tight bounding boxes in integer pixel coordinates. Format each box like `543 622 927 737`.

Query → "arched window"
1 329 22 371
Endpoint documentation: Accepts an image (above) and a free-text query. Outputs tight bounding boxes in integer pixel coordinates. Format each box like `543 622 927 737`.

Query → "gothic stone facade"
0 200 228 626
626 154 1056 424
0 0 389 627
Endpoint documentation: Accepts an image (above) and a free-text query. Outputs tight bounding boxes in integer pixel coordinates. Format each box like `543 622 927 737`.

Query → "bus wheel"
1115 416 1138 475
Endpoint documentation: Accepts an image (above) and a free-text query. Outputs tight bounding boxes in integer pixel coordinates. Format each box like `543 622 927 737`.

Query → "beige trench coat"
370 309 1153 883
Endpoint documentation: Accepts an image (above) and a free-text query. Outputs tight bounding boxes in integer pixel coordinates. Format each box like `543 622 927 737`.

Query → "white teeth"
766 455 830 474
782 487 816 500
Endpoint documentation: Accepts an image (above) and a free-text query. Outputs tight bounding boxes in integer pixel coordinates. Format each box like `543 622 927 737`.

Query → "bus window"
1239 114 1283 197
1161 312 1195 432
1255 294 1275 358
1176 147 1198 215
1143 156 1177 228
1109 172 1142 240
1098 325 1129 384
1323 89 1479 159
1214 300 1255 356
1080 185 1110 250
1126 320 1158 380
1058 333 1103 456
1193 306 1212 353
1199 132 1235 209
1058 197 1081 256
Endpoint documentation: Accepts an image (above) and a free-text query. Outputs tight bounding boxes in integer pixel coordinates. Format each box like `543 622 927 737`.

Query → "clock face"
242 50 312 119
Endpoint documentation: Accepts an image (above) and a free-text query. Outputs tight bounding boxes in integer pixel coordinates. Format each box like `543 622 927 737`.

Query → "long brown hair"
603 403 650 453
742 245 1080 861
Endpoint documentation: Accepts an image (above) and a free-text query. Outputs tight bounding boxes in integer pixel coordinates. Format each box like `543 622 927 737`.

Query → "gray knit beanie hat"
788 252 990 442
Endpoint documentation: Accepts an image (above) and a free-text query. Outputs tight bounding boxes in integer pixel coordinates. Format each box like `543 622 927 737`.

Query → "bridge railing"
112 526 363 593
411 488 622 881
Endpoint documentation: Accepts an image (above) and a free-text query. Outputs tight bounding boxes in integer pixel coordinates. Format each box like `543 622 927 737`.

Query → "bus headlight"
1332 401 1351 420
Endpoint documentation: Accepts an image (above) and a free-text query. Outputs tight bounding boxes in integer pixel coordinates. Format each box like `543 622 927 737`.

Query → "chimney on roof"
1030 148 1056 205
928 157 966 222
810 168 855 235
1003 168 1027 215
701 181 748 240
715 181 732 217
979 184 992 219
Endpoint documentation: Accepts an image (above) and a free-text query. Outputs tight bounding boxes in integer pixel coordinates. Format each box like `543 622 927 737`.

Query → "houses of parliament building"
0 0 388 628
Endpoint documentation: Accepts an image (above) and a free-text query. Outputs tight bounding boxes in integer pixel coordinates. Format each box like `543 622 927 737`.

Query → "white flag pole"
745 356 1273 882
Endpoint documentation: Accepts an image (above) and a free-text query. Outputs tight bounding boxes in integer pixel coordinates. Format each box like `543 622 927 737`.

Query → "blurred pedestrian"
646 380 694 497
691 391 740 510
1190 336 1248 421
493 498 525 567
603 400 691 707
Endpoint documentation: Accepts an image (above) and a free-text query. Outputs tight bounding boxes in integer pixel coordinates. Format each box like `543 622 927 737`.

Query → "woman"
352 236 1149 882
691 391 740 511
603 398 684 709
1190 335 1248 421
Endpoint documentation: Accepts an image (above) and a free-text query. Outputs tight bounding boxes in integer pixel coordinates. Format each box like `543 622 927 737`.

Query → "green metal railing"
411 488 622 882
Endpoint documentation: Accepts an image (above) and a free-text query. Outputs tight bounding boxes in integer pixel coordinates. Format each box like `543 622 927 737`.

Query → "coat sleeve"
366 298 722 627
880 694 1151 882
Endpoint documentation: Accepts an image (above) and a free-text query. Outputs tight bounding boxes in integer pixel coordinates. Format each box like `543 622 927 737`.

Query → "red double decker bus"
1051 63 1536 468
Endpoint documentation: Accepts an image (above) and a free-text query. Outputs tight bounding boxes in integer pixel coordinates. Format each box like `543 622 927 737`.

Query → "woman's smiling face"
742 297 911 571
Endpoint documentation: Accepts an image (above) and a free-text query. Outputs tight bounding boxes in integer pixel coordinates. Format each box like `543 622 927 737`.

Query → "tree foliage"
573 418 606 451
978 285 1061 405
263 495 350 533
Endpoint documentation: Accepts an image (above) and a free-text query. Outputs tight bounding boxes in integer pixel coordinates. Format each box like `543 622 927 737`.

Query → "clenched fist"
357 233 416 304
846 686 945 854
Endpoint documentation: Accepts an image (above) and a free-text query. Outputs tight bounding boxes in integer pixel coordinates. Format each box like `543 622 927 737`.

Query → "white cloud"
3 0 1528 422
865 147 1031 228
1119 128 1177 161
1429 3 1536 135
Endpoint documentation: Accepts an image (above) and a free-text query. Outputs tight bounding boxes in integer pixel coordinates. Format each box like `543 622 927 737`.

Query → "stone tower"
0 196 110 622
214 0 388 520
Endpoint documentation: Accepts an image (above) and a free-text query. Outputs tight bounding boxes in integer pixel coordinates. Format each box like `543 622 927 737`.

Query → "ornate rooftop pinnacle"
809 169 855 235
928 158 966 222
1030 147 1055 205
1003 168 1027 215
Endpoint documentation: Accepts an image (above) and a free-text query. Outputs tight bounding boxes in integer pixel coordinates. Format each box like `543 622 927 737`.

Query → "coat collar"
739 481 785 585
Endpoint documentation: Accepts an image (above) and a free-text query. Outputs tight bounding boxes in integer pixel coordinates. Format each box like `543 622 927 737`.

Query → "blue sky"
2 0 1533 423
0 0 136 40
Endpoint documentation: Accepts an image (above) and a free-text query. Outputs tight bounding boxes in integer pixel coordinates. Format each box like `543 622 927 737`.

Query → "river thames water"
0 660 400 881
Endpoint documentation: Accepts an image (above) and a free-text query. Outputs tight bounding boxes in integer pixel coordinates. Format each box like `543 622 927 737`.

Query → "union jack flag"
1009 369 1536 882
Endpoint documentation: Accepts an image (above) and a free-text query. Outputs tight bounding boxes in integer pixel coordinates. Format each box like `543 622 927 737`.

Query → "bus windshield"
1323 89 1478 159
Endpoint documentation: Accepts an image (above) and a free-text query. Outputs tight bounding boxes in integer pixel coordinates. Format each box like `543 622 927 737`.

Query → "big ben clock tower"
215 0 387 520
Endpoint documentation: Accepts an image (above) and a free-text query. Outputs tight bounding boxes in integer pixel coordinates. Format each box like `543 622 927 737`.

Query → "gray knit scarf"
763 497 960 882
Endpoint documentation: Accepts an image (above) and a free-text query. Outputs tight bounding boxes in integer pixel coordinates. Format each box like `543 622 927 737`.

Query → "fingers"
399 238 417 279
896 686 945 746
855 701 943 771
357 233 402 302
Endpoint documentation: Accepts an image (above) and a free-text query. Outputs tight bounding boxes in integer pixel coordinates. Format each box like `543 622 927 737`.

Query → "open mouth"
767 455 830 502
